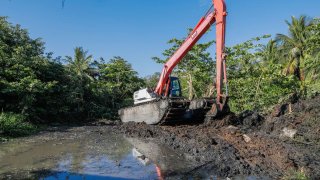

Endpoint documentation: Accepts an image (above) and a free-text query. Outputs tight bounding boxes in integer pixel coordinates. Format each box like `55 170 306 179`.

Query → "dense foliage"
0 17 143 136
0 112 36 137
226 36 300 112
153 16 320 112
0 15 319 136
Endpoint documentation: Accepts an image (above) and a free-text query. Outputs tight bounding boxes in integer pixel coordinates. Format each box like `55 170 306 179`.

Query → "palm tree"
66 47 94 81
65 47 94 112
258 39 280 74
276 15 313 81
261 39 279 64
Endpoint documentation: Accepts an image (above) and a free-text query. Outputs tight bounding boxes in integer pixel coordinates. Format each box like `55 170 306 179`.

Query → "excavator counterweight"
119 0 228 125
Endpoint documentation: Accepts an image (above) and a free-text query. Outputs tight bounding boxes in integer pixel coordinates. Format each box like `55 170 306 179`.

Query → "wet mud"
117 96 320 179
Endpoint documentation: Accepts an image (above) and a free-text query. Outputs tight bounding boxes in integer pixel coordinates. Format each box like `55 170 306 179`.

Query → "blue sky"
0 0 319 76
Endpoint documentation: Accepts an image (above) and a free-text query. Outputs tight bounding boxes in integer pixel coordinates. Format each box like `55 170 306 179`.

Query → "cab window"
170 79 181 97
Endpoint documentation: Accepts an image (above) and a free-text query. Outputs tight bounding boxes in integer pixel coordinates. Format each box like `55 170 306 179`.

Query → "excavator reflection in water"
119 0 229 125
127 138 195 179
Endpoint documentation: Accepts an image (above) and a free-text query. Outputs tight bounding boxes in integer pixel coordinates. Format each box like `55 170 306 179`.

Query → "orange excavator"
119 0 229 125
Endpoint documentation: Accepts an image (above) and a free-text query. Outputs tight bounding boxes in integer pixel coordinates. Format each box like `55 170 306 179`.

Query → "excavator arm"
155 0 228 111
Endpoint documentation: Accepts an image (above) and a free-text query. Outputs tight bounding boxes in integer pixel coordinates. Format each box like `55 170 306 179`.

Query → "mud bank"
116 96 320 179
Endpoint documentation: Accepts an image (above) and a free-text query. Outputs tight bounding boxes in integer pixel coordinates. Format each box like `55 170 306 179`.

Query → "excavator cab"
169 77 182 97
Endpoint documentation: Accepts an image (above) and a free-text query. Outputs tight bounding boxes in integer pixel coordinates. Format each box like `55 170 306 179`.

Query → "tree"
226 37 266 111
0 17 64 120
276 16 313 82
144 72 161 89
65 47 94 81
88 56 144 119
100 56 143 102
65 47 94 113
259 39 279 64
304 18 320 96
226 36 298 112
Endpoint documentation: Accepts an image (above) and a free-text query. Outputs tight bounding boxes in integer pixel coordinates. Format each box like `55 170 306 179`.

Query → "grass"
282 168 309 180
0 112 38 138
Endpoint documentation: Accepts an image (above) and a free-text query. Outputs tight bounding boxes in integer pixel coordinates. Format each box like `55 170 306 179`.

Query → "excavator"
119 0 229 125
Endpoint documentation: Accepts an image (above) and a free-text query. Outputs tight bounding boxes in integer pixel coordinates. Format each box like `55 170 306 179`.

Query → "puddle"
0 127 193 179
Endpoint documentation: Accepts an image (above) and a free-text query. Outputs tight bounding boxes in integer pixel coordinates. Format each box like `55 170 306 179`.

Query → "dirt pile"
116 96 320 179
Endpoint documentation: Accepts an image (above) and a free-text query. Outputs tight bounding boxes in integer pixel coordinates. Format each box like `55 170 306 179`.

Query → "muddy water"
0 126 194 179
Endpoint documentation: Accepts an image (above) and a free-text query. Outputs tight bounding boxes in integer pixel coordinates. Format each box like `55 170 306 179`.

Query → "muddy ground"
115 95 320 179
1 96 318 179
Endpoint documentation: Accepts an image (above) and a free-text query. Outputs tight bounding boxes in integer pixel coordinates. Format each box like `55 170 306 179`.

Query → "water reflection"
126 138 195 177
0 129 192 179
43 171 133 180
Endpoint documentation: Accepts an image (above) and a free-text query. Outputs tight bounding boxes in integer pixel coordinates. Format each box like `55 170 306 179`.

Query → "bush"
0 112 38 137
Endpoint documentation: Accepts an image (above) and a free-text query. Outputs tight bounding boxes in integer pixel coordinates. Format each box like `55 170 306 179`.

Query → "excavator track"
118 98 190 125
119 97 228 125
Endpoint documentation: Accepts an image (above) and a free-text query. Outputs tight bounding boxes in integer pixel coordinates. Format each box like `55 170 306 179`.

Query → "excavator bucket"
189 98 229 121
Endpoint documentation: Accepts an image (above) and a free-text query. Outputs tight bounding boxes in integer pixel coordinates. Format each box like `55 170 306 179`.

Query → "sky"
0 0 319 77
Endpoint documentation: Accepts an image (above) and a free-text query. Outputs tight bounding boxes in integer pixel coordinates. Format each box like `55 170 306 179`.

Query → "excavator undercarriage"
119 98 189 125
119 97 229 125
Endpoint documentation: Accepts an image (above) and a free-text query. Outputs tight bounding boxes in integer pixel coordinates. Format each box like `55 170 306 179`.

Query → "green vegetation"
282 168 309 180
0 17 143 137
0 112 37 137
0 15 319 137
153 16 320 112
